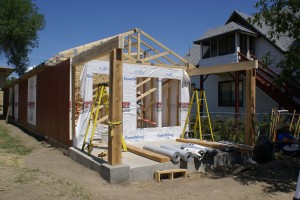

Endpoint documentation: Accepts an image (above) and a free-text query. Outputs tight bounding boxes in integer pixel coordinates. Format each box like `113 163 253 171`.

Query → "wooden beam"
136 78 151 88
72 36 124 66
137 32 141 61
186 60 258 76
245 69 256 146
97 115 108 124
176 138 253 153
108 49 123 165
126 144 170 163
131 35 177 65
128 36 132 58
137 88 156 101
139 30 191 66
140 51 170 62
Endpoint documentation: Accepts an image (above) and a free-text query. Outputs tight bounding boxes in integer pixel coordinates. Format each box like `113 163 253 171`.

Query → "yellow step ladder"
81 84 127 154
181 89 214 141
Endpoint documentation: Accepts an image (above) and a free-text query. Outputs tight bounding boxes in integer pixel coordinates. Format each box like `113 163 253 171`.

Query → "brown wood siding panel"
3 88 9 117
36 59 70 146
18 80 28 125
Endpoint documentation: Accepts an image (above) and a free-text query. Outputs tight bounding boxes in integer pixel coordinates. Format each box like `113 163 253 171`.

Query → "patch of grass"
71 185 91 200
0 125 32 155
15 167 40 184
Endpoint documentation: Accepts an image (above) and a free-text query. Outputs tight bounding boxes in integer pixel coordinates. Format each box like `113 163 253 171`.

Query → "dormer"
194 22 257 66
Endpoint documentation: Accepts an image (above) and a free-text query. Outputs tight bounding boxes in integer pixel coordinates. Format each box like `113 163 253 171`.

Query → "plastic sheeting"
74 60 190 147
160 144 193 162
143 145 180 163
27 76 36 125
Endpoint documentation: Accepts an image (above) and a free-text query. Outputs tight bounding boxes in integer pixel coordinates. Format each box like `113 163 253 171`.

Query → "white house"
186 10 299 116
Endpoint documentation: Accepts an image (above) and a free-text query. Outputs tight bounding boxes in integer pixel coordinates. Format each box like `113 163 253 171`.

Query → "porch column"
108 48 123 165
235 32 240 61
200 75 204 115
235 71 239 119
245 69 256 146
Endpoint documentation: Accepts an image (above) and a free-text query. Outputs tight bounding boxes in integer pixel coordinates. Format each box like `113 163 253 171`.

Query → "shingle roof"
227 10 293 52
194 21 257 43
184 44 200 66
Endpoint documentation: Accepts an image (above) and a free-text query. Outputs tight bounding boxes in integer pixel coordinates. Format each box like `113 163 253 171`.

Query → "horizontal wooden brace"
137 88 156 101
72 36 124 66
186 60 258 76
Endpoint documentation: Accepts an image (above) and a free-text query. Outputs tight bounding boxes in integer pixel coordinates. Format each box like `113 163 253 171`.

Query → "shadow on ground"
208 154 299 194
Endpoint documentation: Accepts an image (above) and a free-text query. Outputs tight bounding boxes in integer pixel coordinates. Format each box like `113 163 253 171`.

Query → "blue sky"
2 0 259 70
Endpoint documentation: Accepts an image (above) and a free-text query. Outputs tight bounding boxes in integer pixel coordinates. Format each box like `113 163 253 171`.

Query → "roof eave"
193 29 257 44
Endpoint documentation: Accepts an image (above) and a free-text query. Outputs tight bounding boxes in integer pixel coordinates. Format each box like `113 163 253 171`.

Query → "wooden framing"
127 144 170 163
107 49 123 165
72 36 124 66
186 60 258 76
245 69 256 146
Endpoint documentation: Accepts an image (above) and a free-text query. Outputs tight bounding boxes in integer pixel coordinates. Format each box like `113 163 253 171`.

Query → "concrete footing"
70 146 251 184
100 164 130 184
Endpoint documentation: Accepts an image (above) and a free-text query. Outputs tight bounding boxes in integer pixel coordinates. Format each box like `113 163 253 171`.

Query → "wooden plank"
155 169 187 182
186 60 258 76
245 69 256 146
97 115 108 123
126 144 170 163
136 78 151 88
137 88 156 101
131 35 177 65
72 36 124 66
176 138 253 152
140 51 170 62
140 30 191 66
137 32 141 61
108 49 123 165
128 36 132 58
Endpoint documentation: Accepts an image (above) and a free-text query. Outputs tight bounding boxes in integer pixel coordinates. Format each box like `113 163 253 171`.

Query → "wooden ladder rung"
154 169 187 182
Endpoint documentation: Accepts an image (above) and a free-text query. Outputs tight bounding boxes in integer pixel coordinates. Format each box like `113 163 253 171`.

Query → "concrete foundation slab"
70 140 252 183
100 163 130 184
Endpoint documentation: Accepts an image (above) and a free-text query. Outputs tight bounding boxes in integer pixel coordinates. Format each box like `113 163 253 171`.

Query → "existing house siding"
199 53 237 67
191 73 278 115
254 37 285 73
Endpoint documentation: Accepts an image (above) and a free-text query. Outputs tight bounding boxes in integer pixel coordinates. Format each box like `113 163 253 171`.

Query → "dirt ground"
0 119 299 200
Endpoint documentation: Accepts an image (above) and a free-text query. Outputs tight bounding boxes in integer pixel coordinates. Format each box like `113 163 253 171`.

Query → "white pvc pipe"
182 147 205 161
160 145 193 162
180 143 216 155
143 145 180 163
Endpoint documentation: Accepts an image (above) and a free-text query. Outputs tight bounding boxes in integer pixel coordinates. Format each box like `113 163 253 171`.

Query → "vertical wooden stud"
245 69 256 146
108 49 123 165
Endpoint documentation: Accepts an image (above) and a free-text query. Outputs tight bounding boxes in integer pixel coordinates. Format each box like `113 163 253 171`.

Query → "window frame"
218 80 243 107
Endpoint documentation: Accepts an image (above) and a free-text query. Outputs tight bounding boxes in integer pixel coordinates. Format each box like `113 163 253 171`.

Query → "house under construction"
2 28 257 183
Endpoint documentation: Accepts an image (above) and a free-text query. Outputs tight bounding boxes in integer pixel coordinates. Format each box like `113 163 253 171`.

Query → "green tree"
0 0 45 76
252 0 300 85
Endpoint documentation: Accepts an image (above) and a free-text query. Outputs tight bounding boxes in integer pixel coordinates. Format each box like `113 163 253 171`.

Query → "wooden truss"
45 28 194 69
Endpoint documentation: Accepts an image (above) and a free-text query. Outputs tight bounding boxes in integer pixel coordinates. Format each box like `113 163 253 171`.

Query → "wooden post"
235 71 239 119
71 62 76 146
108 49 123 165
245 69 256 146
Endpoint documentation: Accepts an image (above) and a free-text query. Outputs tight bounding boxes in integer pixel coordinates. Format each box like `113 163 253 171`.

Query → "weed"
0 125 32 155
15 168 40 184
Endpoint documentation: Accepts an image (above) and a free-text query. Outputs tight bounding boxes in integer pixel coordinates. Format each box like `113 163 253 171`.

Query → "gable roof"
226 10 293 52
194 21 257 44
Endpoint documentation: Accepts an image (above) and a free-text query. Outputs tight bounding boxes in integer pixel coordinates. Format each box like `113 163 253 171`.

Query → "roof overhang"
0 66 14 77
194 30 257 44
